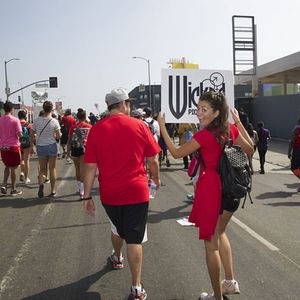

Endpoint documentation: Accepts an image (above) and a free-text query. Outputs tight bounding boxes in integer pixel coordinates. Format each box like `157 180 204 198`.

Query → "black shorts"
102 202 149 244
221 196 240 213
71 147 84 157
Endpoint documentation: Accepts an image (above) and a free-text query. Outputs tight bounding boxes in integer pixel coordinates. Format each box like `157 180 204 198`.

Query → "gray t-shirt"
33 117 60 146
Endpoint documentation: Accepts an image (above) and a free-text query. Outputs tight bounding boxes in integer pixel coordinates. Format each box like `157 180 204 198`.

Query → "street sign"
35 83 49 88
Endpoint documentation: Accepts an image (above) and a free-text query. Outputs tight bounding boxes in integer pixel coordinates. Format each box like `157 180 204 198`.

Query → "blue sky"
1 0 300 114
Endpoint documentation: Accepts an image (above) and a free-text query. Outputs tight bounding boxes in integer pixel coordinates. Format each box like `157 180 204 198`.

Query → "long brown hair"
199 91 229 142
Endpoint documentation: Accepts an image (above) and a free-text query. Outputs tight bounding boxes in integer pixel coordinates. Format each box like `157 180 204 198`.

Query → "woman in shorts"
67 109 92 199
31 101 61 198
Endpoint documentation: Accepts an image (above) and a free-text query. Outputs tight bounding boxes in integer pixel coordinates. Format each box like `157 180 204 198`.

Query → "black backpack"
200 129 253 209
218 141 253 209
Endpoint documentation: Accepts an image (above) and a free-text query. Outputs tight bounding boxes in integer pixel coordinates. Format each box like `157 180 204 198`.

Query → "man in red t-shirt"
83 87 160 300
60 109 75 160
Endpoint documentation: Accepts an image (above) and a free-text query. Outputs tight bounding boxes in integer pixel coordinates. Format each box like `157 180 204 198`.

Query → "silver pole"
4 58 20 101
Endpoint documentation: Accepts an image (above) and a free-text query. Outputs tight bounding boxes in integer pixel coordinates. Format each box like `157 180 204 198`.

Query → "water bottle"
149 180 157 199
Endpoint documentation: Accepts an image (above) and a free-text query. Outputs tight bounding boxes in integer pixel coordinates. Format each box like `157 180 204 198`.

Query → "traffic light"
49 77 58 88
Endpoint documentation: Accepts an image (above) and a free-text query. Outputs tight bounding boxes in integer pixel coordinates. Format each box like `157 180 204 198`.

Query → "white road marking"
232 216 280 251
232 216 300 270
0 166 73 297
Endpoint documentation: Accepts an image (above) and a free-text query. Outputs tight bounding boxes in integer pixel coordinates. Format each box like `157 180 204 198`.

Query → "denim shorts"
37 143 58 157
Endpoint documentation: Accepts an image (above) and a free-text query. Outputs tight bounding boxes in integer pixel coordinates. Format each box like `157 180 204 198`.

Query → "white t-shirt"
33 117 60 146
144 117 160 142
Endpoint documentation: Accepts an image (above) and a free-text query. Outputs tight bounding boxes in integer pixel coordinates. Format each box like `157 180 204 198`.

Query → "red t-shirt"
68 122 92 147
20 120 32 130
62 115 76 133
84 114 161 205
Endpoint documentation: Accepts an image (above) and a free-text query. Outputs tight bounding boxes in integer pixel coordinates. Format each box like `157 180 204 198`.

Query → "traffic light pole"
7 78 57 98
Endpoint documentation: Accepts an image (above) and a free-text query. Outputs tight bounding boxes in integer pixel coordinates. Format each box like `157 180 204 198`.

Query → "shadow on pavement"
147 203 192 224
284 183 299 189
256 191 296 200
0 197 51 208
42 222 109 231
22 260 113 300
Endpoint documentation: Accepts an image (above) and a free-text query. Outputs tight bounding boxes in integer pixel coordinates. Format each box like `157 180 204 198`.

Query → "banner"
161 69 234 123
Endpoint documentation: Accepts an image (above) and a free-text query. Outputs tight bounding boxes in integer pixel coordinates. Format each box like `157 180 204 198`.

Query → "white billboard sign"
161 69 234 123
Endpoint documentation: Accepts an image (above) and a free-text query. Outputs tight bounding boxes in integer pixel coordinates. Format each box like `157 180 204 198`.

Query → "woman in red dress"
158 91 253 300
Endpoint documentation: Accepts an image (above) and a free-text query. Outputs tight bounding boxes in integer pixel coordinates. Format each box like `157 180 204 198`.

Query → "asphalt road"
0 142 299 299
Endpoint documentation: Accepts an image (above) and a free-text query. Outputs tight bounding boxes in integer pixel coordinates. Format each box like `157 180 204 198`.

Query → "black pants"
258 146 268 171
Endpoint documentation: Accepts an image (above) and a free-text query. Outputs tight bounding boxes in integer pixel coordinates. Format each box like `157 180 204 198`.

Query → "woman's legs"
38 157 48 198
72 157 81 181
38 157 48 184
23 148 30 181
48 156 57 194
79 155 85 198
204 220 222 300
219 210 234 280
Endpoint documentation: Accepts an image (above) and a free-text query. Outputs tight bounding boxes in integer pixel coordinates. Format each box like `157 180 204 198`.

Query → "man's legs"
111 231 124 257
3 166 10 187
127 244 143 286
10 166 18 191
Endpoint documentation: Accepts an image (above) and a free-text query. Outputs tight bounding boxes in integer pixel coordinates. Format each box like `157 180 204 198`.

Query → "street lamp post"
4 58 20 101
132 56 153 112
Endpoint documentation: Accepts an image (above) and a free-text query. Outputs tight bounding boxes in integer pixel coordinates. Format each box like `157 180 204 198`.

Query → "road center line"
0 166 73 298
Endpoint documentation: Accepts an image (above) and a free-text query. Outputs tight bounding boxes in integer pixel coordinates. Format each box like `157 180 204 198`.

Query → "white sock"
131 285 142 293
79 182 84 193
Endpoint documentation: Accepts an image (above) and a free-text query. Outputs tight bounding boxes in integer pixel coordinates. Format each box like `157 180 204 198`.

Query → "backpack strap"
37 119 52 143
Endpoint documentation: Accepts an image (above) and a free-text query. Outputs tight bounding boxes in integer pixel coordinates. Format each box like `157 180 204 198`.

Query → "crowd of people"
0 89 299 299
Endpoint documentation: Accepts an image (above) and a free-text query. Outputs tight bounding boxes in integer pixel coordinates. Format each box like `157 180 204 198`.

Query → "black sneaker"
10 190 23 197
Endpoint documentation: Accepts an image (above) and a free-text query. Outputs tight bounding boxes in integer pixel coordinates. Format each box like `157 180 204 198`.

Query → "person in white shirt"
143 107 160 142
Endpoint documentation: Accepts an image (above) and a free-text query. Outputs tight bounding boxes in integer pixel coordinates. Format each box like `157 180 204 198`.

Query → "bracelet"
82 196 92 200
234 120 241 125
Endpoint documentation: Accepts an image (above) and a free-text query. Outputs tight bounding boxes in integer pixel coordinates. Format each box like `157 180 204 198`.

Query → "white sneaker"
66 158 72 164
25 178 31 184
20 172 25 182
221 279 240 295
199 292 216 300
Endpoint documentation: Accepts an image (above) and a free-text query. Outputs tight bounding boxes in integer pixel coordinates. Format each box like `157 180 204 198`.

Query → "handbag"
187 152 201 177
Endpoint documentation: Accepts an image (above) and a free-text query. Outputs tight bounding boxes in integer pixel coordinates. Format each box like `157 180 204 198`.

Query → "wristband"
234 120 241 125
82 196 92 200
